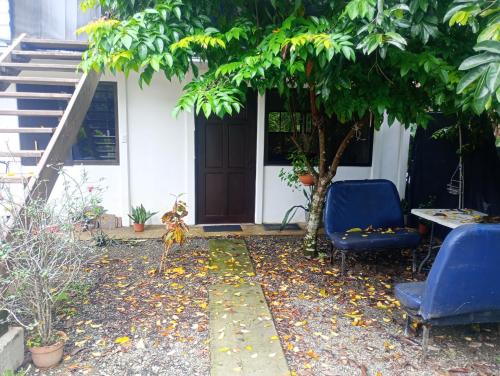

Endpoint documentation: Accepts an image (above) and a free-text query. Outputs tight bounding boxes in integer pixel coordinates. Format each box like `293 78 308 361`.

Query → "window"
18 82 119 165
265 90 374 166
71 82 118 163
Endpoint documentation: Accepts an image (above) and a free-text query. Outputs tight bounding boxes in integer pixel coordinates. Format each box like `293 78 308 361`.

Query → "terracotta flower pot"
298 174 315 186
418 223 429 235
29 332 66 369
133 223 145 232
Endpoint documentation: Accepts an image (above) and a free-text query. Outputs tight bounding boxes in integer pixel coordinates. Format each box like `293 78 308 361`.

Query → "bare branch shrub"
0 169 104 345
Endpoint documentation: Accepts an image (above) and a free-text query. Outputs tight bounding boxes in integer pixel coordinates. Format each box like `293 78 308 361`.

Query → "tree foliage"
80 0 498 120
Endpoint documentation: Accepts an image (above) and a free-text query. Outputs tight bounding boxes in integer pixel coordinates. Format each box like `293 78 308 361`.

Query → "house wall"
0 70 411 227
10 0 99 40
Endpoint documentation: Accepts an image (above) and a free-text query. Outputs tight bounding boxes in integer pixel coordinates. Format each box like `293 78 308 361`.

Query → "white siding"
0 71 411 226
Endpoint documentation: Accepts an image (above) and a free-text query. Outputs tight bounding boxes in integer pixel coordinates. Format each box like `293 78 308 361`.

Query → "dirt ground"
247 235 500 376
24 238 211 376
20 236 500 376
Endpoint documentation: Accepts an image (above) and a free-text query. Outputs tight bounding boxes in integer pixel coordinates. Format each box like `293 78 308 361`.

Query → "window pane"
265 89 373 166
72 82 118 162
268 112 281 132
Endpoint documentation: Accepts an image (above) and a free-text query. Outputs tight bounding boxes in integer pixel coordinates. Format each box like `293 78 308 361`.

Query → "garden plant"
0 170 103 367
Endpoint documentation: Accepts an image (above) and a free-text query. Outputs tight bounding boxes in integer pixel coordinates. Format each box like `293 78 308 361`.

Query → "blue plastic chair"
324 179 421 274
395 224 500 354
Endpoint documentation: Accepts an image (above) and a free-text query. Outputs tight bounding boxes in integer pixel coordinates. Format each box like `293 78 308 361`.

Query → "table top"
411 208 487 229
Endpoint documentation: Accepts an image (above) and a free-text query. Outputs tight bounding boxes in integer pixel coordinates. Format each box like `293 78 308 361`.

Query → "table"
411 208 487 272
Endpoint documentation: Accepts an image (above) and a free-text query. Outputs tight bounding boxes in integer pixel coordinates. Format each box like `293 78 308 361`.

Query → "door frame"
194 93 259 224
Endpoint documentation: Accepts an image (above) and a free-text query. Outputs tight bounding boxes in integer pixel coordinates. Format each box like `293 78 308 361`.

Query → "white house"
0 0 411 226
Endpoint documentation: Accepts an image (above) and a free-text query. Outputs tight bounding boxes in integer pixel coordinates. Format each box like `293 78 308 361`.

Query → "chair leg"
412 249 417 274
422 324 431 359
340 251 347 276
404 315 411 337
329 243 334 264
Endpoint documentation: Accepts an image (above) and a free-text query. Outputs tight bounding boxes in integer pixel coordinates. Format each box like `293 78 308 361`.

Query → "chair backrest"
323 179 404 235
421 224 500 320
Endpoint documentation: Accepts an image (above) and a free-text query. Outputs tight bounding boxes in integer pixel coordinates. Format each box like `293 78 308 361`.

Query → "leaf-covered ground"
25 238 211 375
22 236 500 375
247 236 500 376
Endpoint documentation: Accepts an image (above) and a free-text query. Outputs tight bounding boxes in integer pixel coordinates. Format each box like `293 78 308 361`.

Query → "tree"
79 0 498 256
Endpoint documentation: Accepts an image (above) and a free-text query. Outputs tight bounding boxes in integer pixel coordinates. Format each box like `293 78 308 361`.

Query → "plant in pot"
279 150 317 189
0 170 100 368
129 204 157 232
401 198 411 227
417 195 437 235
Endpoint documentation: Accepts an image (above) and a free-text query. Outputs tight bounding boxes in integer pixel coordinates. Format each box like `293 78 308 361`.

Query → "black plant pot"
0 310 8 336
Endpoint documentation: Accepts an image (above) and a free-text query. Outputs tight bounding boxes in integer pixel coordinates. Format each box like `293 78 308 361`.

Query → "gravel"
24 238 210 376
246 235 500 376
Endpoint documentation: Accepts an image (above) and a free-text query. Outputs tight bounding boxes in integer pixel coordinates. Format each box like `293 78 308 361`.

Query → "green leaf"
173 6 181 20
155 38 164 52
457 65 487 93
138 44 148 60
473 40 500 54
122 35 133 50
459 53 499 71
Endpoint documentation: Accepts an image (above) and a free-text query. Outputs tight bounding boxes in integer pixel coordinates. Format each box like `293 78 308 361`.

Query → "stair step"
0 110 64 117
0 62 79 72
0 76 80 86
0 91 72 100
22 38 88 51
0 150 44 158
0 175 31 184
12 50 83 60
0 127 55 134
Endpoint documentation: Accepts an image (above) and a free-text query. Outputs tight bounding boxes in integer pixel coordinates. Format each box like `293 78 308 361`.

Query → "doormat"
203 225 243 232
263 223 301 231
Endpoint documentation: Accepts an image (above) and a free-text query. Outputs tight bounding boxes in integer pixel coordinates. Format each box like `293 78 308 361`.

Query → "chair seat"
328 228 421 251
394 281 425 310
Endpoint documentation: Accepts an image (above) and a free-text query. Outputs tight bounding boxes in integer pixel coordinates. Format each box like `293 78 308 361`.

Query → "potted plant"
129 204 157 232
0 170 100 368
401 198 411 226
279 150 317 189
417 195 437 235
292 151 315 186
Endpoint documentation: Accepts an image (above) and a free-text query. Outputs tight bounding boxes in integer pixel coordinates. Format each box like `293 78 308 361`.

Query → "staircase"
0 33 100 203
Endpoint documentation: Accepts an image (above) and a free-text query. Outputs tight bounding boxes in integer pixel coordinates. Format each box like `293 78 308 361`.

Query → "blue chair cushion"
395 282 425 311
328 228 421 251
324 179 405 236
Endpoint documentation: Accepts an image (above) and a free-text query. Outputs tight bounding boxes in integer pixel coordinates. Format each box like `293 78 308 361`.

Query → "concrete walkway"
208 239 290 376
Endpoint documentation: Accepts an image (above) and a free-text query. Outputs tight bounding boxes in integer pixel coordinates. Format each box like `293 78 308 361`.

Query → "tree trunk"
301 121 362 257
302 180 328 257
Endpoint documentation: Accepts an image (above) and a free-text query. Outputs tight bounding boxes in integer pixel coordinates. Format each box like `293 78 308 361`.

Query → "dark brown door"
195 94 257 224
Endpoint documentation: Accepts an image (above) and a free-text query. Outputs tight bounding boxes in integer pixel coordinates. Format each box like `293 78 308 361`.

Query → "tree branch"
309 87 326 176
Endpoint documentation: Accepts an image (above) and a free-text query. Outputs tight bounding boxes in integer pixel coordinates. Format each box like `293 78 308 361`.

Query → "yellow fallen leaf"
114 336 130 344
218 347 231 353
347 227 363 232
245 345 253 351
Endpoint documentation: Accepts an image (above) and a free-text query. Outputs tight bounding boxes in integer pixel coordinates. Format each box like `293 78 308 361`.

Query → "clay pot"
133 223 145 232
29 332 66 369
298 174 315 186
418 222 429 235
